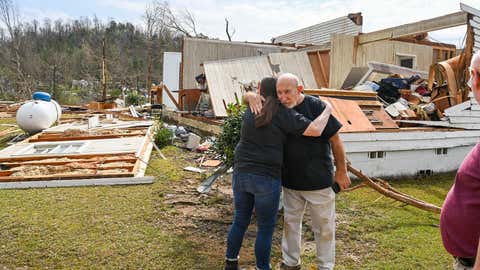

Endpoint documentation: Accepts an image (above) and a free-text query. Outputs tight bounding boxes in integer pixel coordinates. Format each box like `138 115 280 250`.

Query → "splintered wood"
1 154 137 179
29 128 146 142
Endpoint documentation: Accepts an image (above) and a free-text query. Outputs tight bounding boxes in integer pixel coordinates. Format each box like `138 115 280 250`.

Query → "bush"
125 91 146 106
109 88 122 99
154 125 173 148
214 103 245 166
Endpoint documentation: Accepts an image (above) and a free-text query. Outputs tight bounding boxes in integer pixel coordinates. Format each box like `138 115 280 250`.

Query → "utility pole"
52 64 56 99
102 36 107 102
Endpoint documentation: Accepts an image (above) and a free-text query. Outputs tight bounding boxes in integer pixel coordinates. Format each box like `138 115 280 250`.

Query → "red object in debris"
415 86 429 96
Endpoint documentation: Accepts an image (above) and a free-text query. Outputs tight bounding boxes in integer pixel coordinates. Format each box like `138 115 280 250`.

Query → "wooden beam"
0 172 135 182
304 89 377 98
0 152 136 163
162 83 181 110
28 133 145 143
316 51 329 86
3 158 137 167
358 11 468 44
0 176 154 189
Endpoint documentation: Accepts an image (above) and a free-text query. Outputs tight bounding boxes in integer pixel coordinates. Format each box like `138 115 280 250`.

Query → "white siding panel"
203 56 273 117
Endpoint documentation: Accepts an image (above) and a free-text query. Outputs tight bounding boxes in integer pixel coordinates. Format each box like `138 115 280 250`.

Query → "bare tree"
148 1 205 38
225 18 235 41
0 0 30 96
143 1 163 92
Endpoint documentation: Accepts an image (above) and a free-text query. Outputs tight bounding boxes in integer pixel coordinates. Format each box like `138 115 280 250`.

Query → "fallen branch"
343 182 367 192
347 163 442 213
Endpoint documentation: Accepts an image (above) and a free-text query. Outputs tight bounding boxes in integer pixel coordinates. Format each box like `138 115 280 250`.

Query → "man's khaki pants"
282 187 335 270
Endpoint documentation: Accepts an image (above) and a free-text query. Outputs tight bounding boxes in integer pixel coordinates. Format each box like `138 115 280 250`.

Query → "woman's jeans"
226 172 281 270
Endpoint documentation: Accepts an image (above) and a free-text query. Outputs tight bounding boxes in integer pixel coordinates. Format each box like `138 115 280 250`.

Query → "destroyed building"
152 3 480 178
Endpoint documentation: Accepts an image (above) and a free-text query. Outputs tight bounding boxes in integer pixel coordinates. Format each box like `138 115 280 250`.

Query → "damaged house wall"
181 38 293 89
329 34 434 89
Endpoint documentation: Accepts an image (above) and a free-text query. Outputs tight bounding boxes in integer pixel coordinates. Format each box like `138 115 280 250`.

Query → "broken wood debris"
347 162 442 213
0 116 155 189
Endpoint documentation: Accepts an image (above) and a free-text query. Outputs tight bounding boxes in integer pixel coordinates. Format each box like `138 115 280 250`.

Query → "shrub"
125 91 146 106
214 103 245 167
154 125 173 148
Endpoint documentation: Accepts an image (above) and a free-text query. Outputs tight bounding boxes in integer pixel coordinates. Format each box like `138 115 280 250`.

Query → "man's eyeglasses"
469 67 480 78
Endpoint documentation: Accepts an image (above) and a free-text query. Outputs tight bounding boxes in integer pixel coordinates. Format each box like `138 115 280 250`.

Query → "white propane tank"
16 92 62 134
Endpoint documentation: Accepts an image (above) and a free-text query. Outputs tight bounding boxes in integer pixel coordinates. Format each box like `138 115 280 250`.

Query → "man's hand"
243 92 264 115
329 133 350 191
334 170 351 190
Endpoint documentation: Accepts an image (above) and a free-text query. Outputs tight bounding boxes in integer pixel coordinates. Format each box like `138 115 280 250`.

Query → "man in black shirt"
246 73 350 270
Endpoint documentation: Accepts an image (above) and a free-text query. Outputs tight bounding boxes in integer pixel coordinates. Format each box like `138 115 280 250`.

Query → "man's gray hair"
471 51 480 68
277 73 300 87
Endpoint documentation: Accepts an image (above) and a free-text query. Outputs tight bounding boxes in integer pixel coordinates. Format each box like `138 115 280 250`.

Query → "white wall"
346 146 473 178
340 130 480 178
162 52 182 109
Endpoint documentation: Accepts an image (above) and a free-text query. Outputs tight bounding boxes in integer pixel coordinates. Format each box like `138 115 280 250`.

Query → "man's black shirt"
282 95 342 190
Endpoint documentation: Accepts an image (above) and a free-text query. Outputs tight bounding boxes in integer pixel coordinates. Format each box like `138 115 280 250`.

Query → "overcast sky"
13 0 480 47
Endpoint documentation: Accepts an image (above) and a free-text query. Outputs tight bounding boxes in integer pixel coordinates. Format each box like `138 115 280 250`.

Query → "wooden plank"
318 96 376 133
304 89 377 98
355 100 383 107
28 133 145 143
308 52 328 88
370 109 399 130
3 158 137 168
0 152 136 163
0 172 135 182
162 83 180 110
358 12 467 44
317 51 329 86
0 176 154 189
132 126 154 176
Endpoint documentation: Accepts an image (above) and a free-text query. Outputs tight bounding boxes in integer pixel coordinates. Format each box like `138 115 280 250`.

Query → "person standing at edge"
440 52 480 270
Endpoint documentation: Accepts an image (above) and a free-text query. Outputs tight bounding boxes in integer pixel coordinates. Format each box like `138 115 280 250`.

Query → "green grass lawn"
323 174 453 270
0 144 455 269
0 146 220 269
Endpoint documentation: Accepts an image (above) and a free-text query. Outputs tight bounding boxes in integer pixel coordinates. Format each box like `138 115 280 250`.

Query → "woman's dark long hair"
255 77 280 128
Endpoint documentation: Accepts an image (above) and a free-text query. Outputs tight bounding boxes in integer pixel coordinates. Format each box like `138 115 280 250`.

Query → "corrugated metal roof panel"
273 16 362 45
204 51 320 117
462 3 480 52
